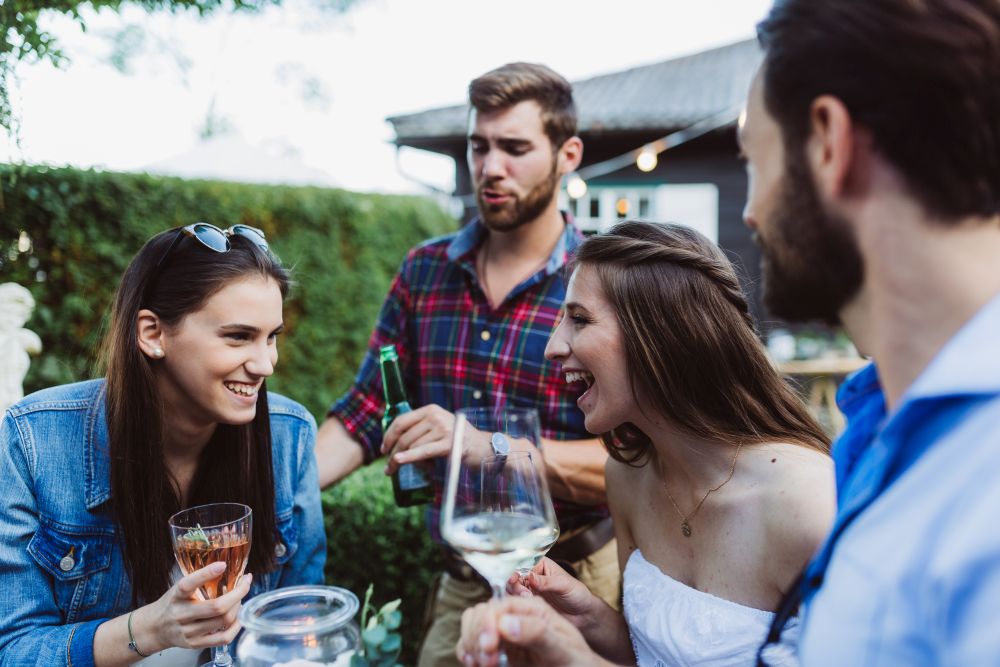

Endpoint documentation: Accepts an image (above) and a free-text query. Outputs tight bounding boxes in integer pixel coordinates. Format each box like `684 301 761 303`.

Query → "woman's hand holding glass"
168 502 253 666
505 557 600 632
131 562 252 654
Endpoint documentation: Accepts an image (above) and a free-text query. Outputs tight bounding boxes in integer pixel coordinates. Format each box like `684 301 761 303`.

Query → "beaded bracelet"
127 610 151 658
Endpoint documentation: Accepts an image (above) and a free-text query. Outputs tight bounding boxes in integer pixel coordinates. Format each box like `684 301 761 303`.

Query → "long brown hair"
100 228 289 605
574 221 829 463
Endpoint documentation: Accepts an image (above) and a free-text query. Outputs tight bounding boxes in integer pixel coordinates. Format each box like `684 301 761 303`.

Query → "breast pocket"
28 519 114 623
274 511 298 567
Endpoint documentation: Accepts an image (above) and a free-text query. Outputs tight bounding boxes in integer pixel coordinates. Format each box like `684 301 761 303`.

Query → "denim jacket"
0 379 326 667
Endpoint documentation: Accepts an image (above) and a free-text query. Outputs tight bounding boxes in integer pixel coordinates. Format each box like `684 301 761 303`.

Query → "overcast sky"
3 0 773 193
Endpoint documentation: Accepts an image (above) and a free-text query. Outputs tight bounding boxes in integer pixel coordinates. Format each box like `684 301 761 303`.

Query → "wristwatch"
490 432 510 457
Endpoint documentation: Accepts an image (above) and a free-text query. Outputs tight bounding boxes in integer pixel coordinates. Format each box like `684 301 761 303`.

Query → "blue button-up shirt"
798 293 1000 666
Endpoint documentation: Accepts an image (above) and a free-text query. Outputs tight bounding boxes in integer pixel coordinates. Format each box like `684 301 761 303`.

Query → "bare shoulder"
747 443 836 590
604 455 644 510
604 455 645 556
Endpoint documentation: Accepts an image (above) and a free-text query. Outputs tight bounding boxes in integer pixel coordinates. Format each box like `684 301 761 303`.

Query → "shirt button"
60 555 75 572
472 390 483 400
275 542 287 558
480 330 491 341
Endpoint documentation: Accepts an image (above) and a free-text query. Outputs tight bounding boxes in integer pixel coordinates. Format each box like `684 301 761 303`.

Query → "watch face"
491 432 510 456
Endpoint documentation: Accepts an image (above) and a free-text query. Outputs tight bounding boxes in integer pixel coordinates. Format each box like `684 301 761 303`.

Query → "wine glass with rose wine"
169 502 252 667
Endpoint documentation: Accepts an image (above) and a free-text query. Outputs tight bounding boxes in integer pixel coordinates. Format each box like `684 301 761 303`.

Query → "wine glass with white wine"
169 502 252 667
441 408 559 666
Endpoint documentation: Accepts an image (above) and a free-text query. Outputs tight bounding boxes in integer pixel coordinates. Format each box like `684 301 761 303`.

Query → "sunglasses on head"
154 222 269 273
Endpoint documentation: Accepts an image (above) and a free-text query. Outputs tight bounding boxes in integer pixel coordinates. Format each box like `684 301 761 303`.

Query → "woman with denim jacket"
0 225 325 666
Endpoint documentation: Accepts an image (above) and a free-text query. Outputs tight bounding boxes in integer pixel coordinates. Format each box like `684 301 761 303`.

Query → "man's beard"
758 150 865 325
476 161 560 232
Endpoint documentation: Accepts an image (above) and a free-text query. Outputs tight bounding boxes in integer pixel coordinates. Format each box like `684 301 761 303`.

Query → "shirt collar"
446 212 583 274
902 291 1000 402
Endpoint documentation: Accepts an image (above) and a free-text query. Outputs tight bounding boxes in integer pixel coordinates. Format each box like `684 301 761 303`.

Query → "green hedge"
1 164 455 664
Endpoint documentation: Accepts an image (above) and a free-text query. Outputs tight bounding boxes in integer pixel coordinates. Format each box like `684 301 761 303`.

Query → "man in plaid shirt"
315 62 620 667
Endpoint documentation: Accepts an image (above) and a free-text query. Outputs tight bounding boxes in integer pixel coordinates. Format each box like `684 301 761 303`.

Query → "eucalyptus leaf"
384 610 402 630
380 633 401 653
362 625 387 647
378 599 402 615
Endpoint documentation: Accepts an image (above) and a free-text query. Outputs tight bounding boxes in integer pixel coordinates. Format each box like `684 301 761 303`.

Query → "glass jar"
237 585 360 667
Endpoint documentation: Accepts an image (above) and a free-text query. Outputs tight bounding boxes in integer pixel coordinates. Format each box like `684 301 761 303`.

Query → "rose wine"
174 533 250 600
446 511 560 585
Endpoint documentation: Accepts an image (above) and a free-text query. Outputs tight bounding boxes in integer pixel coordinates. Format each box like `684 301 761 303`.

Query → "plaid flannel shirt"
330 216 609 538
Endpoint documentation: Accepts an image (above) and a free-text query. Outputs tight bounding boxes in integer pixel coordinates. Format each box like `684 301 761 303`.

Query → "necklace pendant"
681 521 692 538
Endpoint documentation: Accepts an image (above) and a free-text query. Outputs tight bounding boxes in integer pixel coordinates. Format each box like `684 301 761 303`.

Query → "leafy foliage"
324 465 442 666
0 164 456 418
351 584 404 667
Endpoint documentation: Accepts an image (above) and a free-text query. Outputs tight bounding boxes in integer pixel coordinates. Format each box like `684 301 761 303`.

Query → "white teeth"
564 371 594 387
225 382 257 396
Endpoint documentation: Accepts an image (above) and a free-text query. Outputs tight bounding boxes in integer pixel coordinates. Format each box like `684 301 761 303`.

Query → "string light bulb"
636 146 658 172
566 174 588 199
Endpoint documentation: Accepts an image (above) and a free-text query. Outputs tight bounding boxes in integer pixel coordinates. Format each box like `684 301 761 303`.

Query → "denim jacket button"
59 555 75 572
275 542 287 558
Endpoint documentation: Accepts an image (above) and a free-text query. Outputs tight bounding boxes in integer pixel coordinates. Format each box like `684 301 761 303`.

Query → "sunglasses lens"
231 224 269 252
192 223 230 252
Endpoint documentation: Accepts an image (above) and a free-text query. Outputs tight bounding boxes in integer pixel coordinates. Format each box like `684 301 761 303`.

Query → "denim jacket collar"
84 384 112 511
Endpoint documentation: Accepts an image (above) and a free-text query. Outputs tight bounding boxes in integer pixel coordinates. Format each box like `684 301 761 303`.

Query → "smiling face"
544 265 634 435
740 67 864 324
468 99 563 232
155 275 284 431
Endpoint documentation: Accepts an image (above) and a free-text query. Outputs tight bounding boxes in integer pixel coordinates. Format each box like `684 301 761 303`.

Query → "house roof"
387 39 762 144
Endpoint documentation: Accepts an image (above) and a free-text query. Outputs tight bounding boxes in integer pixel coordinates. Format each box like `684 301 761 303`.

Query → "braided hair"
573 220 829 464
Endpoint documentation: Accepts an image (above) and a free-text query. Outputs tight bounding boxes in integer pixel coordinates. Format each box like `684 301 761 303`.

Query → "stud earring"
152 348 164 359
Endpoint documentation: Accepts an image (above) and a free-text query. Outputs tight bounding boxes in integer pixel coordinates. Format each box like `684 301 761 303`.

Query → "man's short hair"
757 0 1000 221
468 62 578 150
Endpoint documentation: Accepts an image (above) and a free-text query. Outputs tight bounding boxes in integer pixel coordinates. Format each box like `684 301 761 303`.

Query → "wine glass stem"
490 582 509 667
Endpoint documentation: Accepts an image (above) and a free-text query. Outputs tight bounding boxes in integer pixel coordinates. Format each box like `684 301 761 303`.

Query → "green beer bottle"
379 344 434 507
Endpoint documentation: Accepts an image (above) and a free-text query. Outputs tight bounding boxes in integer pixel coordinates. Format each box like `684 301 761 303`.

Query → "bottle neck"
380 358 409 408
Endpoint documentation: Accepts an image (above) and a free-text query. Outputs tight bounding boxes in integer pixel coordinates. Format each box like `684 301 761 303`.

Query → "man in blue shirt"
740 1 1000 664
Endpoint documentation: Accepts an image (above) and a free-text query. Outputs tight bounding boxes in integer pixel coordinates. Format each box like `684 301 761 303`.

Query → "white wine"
515 526 559 577
446 512 560 585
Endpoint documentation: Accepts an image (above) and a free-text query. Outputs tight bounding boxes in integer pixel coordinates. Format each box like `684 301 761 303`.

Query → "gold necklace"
661 441 743 538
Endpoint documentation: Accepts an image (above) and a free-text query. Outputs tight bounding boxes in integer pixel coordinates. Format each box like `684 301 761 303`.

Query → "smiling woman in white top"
457 220 833 667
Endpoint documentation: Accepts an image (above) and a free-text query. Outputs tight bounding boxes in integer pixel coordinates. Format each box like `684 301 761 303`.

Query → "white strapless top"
623 550 800 667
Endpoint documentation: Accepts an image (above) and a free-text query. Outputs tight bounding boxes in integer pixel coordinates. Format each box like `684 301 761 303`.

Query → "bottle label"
397 462 430 491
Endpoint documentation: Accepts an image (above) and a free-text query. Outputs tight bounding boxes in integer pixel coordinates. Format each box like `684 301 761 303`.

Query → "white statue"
0 283 42 412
